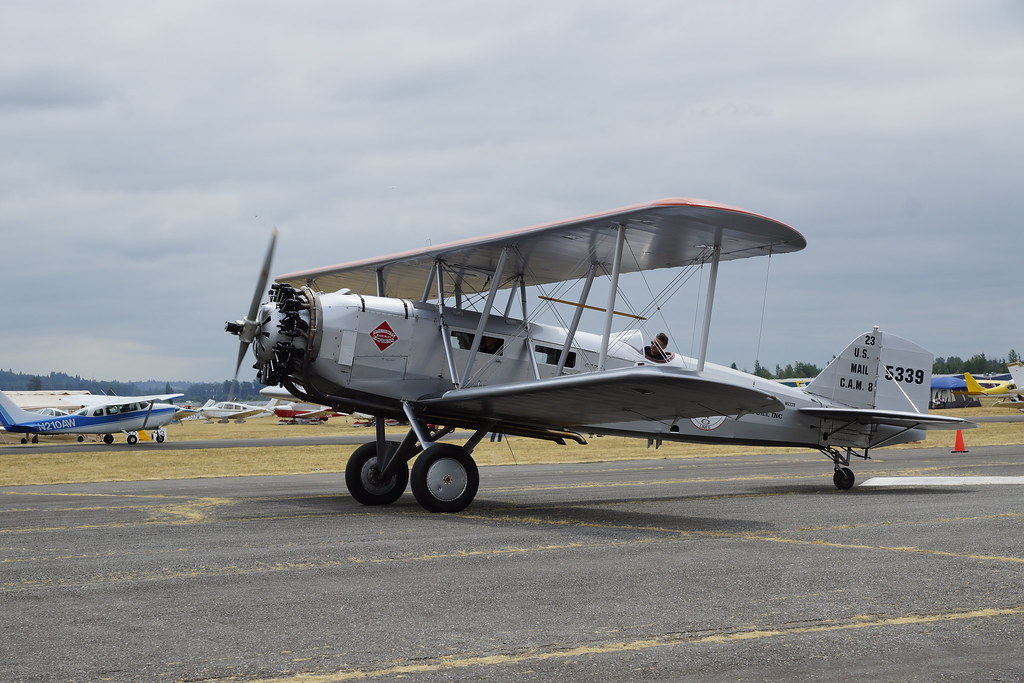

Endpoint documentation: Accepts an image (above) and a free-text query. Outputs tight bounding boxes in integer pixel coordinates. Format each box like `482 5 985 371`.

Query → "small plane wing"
222 407 272 420
416 366 784 429
292 406 334 420
72 393 184 406
800 407 976 430
275 198 806 298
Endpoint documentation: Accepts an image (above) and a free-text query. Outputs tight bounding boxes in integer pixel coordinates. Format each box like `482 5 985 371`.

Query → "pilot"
643 332 673 363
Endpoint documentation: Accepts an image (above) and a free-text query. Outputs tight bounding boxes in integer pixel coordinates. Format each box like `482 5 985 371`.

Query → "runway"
2 446 1022 681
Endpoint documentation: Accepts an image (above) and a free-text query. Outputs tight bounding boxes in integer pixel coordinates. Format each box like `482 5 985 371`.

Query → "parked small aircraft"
0 390 185 444
256 387 344 423
226 198 974 512
963 372 1016 395
198 399 277 423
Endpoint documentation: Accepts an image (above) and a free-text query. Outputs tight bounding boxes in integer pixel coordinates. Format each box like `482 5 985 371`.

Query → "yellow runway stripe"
245 606 1024 682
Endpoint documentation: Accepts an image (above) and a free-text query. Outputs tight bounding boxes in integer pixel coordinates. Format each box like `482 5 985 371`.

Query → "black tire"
345 441 408 506
127 433 138 445
833 467 855 490
77 435 84 442
410 444 479 513
31 435 38 444
103 434 114 445
155 432 165 443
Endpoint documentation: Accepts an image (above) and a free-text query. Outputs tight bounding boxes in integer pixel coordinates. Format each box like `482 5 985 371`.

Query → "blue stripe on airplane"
15 407 178 434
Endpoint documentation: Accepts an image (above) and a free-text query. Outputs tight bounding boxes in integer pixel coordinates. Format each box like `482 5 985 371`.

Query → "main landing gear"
344 408 482 513
820 445 866 490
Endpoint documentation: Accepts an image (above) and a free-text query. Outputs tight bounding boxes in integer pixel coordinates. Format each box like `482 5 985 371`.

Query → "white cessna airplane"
198 399 277 423
0 390 187 444
226 198 974 513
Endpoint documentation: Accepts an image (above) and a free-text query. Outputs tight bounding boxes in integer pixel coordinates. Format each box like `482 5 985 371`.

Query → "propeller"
225 228 278 388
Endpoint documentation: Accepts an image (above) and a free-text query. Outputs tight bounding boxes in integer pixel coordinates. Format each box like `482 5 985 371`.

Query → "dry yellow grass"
2 405 1021 487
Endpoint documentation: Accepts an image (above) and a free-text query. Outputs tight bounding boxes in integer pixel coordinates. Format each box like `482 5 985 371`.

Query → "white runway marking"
860 476 1024 487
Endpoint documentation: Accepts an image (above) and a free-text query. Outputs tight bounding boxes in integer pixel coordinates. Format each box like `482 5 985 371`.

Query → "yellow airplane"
963 371 1016 395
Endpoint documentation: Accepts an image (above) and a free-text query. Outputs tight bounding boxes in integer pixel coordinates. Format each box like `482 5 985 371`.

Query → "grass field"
1 403 1020 487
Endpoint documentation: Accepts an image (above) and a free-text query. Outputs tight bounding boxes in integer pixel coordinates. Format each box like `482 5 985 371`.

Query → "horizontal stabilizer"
417 366 784 429
800 407 976 430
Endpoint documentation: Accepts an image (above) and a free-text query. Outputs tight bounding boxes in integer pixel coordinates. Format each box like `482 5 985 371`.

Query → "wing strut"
462 247 509 384
598 224 626 371
696 238 722 373
435 261 461 387
558 263 597 376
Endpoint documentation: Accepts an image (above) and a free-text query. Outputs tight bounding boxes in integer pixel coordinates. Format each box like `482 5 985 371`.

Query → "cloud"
0 1 1021 383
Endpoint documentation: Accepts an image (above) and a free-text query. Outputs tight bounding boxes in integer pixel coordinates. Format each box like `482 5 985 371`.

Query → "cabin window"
534 344 576 368
449 331 504 355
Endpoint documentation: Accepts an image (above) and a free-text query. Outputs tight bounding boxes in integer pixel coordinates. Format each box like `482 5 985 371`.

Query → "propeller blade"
234 339 249 385
246 227 278 324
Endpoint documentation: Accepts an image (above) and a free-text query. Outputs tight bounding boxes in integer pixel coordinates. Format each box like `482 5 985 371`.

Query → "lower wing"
417 366 783 430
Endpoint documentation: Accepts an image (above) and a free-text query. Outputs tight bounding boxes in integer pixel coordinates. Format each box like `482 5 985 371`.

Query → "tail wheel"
411 444 479 513
345 441 408 505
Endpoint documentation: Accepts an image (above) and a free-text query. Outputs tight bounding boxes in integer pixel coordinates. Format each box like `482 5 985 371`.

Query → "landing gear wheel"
31 435 38 444
833 467 855 490
126 433 138 445
411 444 479 513
103 434 114 445
77 435 84 442
346 441 408 506
155 432 165 443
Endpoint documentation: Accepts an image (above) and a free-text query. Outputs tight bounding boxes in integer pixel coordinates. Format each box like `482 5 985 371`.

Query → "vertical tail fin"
0 391 43 427
804 327 933 412
1008 362 1024 393
963 372 986 395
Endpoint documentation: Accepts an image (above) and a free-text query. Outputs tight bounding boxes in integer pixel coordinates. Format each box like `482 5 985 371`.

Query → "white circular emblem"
690 416 727 431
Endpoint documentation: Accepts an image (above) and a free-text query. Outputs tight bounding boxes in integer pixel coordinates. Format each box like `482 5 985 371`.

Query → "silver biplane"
226 198 973 512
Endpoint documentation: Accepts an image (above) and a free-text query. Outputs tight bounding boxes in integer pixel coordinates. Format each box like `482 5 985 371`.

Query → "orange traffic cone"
952 429 968 453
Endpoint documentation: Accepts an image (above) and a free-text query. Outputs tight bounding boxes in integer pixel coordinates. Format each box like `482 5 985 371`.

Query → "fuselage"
258 290 924 451
3 402 179 435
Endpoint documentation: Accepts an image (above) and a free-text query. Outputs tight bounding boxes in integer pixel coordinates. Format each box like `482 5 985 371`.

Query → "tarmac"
2 445 1022 681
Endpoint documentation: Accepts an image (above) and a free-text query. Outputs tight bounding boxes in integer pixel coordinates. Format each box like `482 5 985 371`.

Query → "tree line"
731 350 1019 380
0 370 265 402
2 349 1019 397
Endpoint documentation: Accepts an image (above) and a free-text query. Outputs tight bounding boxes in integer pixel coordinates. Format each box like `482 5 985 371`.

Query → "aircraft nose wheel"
345 441 408 505
833 467 856 490
411 444 479 513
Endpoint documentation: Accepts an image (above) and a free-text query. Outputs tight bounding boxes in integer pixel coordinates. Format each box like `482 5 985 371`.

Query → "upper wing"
275 198 806 299
799 407 976 430
416 366 784 429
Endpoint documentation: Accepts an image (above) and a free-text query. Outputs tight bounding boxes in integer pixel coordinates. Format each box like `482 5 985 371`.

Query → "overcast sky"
1 1 1021 383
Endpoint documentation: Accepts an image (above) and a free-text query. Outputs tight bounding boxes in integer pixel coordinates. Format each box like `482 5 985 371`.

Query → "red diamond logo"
369 321 398 352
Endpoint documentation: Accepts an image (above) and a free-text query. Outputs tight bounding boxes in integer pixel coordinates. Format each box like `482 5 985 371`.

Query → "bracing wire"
753 247 774 371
